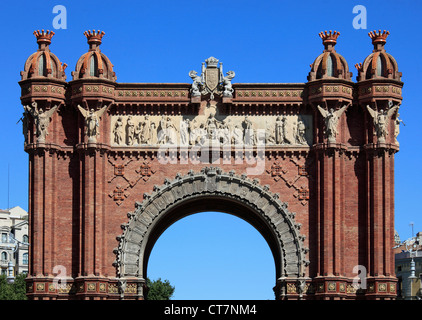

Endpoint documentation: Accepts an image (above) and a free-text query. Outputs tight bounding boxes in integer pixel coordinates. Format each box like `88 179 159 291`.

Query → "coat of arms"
189 57 235 99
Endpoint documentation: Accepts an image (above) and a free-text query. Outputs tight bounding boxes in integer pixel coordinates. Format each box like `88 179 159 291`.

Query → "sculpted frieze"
110 113 313 148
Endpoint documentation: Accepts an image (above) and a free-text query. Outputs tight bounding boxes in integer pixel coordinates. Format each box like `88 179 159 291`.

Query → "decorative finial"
354 63 363 72
319 30 340 50
33 29 55 48
84 30 105 49
368 29 390 45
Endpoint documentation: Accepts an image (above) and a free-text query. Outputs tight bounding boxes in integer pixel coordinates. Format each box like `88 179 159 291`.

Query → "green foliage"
146 277 175 300
0 273 28 300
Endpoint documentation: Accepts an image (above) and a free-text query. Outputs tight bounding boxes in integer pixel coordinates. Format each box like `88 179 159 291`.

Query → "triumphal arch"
19 29 403 300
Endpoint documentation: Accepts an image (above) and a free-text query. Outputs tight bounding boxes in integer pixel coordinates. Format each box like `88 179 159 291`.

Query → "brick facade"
19 29 403 299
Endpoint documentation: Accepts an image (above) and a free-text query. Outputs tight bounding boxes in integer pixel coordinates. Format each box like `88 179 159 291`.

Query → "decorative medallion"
36 283 45 291
109 185 129 206
136 161 156 182
378 283 387 292
99 283 107 293
328 282 336 291
87 283 96 291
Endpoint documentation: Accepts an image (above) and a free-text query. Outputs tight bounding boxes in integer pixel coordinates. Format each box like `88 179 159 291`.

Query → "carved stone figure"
160 116 178 145
118 279 127 300
317 105 348 143
26 102 59 142
113 117 124 145
275 116 284 144
281 116 291 144
188 70 202 97
157 115 167 144
134 121 142 144
77 104 108 143
296 120 307 145
188 119 197 145
139 115 151 144
222 71 235 97
297 279 307 299
169 117 179 144
366 104 399 143
243 116 255 145
126 116 135 146
20 106 29 144
220 119 231 145
150 122 157 145
206 113 221 141
180 119 189 146
265 120 275 144
394 113 405 145
232 124 244 146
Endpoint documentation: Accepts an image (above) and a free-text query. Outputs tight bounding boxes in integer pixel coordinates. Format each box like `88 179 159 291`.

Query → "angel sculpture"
317 105 348 143
77 104 109 143
394 113 405 145
366 104 399 143
25 102 59 142
18 106 29 144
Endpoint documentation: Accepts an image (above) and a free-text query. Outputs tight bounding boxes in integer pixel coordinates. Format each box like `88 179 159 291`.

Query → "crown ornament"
84 30 105 46
368 29 389 44
205 56 219 68
33 29 55 46
354 63 363 72
319 30 340 49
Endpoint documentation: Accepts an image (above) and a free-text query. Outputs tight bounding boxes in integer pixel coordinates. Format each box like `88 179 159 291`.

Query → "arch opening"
115 168 309 299
147 210 276 299
143 195 283 281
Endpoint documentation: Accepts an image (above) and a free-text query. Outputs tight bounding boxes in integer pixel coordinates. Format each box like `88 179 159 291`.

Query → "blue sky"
0 0 421 299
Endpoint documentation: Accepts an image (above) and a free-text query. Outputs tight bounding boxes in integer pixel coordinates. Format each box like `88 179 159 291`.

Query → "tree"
0 274 28 300
146 277 175 300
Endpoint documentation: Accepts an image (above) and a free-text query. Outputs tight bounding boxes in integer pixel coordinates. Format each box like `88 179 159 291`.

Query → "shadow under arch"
115 167 309 300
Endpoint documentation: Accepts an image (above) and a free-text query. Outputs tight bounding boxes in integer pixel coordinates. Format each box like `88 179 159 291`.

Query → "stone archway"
114 167 309 299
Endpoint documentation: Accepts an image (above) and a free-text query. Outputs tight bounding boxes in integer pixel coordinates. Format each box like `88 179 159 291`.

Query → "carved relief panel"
110 114 313 147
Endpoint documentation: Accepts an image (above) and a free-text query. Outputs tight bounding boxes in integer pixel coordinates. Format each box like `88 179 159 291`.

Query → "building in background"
394 231 422 300
0 206 29 280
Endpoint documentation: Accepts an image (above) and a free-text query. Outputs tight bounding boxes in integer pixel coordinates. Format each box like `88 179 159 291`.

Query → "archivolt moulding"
114 167 309 285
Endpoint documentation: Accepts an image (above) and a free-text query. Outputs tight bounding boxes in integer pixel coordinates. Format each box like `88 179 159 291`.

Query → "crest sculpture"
189 56 235 99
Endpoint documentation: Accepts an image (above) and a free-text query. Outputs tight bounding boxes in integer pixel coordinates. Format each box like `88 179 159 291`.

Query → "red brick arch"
114 167 309 299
